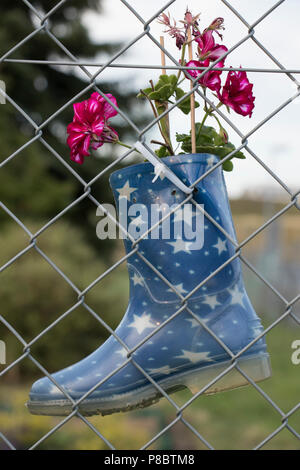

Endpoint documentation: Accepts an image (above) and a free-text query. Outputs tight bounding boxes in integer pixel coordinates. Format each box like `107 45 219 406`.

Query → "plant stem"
196 110 210 141
139 89 167 144
211 112 222 129
116 141 136 151
196 101 224 142
151 139 173 153
156 102 174 155
177 43 187 80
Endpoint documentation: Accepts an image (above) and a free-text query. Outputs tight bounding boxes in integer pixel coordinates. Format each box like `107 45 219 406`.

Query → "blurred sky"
82 0 300 199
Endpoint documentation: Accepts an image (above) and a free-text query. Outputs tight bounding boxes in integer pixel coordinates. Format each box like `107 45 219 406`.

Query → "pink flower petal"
101 94 118 119
67 121 86 134
81 135 91 156
196 31 215 56
185 60 203 79
90 92 118 119
73 101 87 123
218 68 255 117
186 59 223 92
92 118 105 136
67 92 119 164
67 132 86 149
70 153 85 165
209 44 228 61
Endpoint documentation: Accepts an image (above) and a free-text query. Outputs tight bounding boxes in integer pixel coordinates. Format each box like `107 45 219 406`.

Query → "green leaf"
234 151 246 159
155 74 178 89
222 159 234 172
157 74 170 84
175 87 199 115
139 75 179 103
148 91 161 100
169 74 178 88
155 146 170 158
137 87 153 99
158 84 174 101
151 75 179 101
213 132 225 146
176 122 246 171
176 132 190 143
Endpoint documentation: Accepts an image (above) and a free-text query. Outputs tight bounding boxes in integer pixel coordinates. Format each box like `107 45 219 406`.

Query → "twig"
139 89 165 138
151 139 172 152
187 27 196 154
160 36 171 152
160 36 167 76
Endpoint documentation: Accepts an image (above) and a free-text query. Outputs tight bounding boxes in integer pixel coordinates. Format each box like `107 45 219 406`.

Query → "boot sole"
27 352 271 417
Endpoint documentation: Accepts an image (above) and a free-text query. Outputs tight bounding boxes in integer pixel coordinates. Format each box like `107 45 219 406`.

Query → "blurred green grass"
0 203 299 449
0 322 299 450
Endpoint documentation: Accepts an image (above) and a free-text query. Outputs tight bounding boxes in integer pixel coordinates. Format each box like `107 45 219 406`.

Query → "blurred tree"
0 221 129 379
0 0 145 258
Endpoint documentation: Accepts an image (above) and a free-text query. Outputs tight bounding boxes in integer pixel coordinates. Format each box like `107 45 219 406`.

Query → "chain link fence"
0 0 299 450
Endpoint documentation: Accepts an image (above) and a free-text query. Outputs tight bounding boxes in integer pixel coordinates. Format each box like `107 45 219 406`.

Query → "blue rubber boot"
27 154 271 416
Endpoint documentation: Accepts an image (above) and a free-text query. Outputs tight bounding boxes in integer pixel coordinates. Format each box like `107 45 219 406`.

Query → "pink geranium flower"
185 59 224 92
218 69 255 117
67 93 118 164
195 30 228 62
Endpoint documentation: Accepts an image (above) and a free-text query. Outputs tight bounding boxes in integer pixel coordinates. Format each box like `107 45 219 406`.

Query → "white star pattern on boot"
147 365 171 375
167 238 192 254
167 283 188 295
116 348 128 358
229 285 244 306
128 313 155 335
176 350 213 363
116 181 137 201
213 237 227 255
186 318 201 328
206 156 215 168
202 295 221 309
131 273 144 286
252 326 263 337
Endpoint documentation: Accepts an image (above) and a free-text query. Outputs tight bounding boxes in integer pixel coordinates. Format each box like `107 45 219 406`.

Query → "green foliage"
0 323 299 449
0 386 153 449
137 74 199 115
0 1 147 257
176 124 246 171
174 87 200 115
154 146 172 158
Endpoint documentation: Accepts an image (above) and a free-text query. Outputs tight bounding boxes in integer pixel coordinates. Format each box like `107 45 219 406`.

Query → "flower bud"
181 9 201 28
219 127 228 144
205 17 225 39
209 17 225 31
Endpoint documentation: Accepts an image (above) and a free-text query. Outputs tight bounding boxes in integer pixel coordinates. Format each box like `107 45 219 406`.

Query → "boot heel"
184 353 272 395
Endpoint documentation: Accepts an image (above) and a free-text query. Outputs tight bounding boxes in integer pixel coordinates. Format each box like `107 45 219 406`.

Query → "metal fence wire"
0 0 300 450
